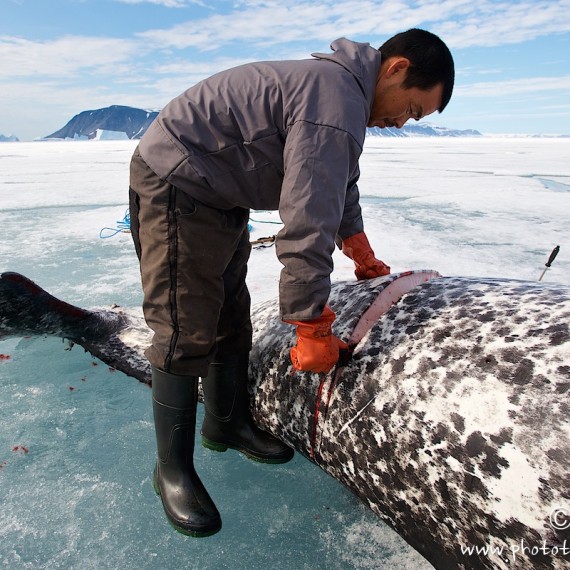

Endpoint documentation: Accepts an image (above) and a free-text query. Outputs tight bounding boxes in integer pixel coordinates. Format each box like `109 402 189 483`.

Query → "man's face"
368 57 444 129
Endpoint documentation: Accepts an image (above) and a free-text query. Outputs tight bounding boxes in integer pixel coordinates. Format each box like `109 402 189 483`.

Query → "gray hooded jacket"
138 38 381 320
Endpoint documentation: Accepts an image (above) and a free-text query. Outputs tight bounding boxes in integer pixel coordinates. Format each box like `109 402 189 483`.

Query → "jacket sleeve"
337 163 364 240
277 120 363 320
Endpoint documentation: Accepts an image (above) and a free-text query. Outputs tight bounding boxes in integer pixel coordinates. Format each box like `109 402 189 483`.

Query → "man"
129 28 454 537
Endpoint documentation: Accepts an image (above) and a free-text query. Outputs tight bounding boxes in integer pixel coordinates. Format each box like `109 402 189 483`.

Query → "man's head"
368 28 455 129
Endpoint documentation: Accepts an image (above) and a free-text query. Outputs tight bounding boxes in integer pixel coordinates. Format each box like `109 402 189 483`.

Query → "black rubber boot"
201 354 294 463
152 367 222 537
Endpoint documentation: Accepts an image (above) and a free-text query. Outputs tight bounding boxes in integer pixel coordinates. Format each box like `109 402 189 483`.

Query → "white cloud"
3 1 569 81
155 56 254 76
458 66 504 77
136 1 439 50
456 75 570 97
136 0 570 50
0 36 142 80
435 0 570 48
114 0 207 7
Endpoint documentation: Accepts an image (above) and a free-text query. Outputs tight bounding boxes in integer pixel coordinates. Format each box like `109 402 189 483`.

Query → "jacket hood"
311 38 381 107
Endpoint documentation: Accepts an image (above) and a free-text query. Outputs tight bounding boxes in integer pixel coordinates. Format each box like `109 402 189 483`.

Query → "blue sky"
2 0 569 140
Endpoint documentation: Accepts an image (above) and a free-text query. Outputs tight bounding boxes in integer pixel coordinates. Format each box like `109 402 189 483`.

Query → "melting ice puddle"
535 176 570 192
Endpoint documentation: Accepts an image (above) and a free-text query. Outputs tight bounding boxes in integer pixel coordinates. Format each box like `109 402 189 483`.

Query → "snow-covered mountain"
44 105 159 140
0 133 19 142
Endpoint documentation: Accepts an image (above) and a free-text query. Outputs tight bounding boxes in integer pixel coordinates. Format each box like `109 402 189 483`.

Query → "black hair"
379 28 455 112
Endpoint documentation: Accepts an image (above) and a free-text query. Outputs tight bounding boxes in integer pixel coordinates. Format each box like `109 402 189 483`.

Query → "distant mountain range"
367 124 482 137
0 133 19 142
39 105 483 141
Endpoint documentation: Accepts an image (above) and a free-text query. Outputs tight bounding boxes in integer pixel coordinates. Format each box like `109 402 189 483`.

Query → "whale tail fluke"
0 271 124 342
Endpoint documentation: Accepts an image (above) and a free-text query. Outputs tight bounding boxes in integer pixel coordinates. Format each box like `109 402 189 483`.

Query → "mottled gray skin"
1 271 569 569
249 274 570 570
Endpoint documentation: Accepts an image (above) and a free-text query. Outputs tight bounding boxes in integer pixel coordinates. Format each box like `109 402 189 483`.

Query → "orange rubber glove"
342 232 390 280
284 305 349 373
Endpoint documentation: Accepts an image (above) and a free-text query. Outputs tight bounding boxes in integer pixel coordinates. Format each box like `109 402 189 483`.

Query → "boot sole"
152 474 222 538
202 437 294 464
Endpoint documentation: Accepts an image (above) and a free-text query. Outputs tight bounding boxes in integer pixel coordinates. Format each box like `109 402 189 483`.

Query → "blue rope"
98 209 279 239
99 208 131 239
